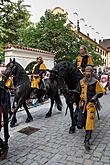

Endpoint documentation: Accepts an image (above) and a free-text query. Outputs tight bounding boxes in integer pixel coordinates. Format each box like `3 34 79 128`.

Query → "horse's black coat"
46 61 83 133
3 59 62 127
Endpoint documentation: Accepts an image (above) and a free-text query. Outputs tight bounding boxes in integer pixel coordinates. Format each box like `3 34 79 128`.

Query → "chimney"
77 20 80 32
87 33 89 37
99 39 101 43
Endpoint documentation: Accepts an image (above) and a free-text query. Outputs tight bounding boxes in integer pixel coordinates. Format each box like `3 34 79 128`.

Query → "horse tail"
65 105 68 116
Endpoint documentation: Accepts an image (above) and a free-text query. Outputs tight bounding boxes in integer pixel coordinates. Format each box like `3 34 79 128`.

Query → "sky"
22 0 110 42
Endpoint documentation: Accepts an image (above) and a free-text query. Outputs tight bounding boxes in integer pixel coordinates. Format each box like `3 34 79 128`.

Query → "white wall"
5 47 55 70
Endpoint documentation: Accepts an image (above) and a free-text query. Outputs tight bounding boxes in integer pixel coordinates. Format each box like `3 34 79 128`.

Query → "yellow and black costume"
76 54 94 71
31 63 46 89
76 75 105 150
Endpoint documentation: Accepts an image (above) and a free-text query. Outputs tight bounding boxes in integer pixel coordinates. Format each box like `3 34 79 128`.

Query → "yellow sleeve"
76 55 82 69
96 81 105 94
88 56 94 66
40 63 46 70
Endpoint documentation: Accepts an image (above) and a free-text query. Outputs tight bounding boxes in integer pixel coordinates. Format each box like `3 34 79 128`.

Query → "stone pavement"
0 92 110 165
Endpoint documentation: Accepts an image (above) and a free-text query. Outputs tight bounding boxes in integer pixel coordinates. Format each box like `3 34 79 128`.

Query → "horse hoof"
57 104 62 111
45 113 51 118
10 123 16 128
69 126 76 134
10 119 17 128
25 117 33 123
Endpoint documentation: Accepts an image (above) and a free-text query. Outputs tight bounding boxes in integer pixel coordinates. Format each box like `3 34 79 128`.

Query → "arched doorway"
25 61 36 74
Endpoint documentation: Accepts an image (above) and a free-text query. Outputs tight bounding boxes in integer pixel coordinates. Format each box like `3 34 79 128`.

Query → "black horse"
45 61 83 133
3 59 62 127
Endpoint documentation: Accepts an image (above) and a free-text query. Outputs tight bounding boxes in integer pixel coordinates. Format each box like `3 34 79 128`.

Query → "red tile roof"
5 44 55 55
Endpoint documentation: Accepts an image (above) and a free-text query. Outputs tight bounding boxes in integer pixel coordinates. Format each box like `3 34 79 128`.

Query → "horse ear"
10 58 12 62
13 58 15 62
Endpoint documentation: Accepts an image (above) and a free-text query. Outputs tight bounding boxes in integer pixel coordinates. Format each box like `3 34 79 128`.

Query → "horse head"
3 58 16 80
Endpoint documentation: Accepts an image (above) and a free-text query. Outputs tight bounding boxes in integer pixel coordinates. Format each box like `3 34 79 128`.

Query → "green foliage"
0 0 31 62
0 43 4 64
0 5 102 66
17 9 103 66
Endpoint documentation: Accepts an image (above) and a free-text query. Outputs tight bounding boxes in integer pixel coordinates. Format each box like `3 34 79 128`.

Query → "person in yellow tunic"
76 66 105 151
31 56 47 105
31 56 47 89
76 45 94 72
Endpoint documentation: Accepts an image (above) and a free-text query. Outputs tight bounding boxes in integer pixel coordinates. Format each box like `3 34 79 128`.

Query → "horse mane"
7 61 30 86
52 61 83 90
14 61 27 75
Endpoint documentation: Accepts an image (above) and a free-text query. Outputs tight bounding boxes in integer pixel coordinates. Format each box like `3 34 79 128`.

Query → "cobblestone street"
0 92 110 165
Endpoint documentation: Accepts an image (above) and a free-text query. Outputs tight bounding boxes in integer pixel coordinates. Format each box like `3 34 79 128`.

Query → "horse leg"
10 98 22 127
54 91 62 111
45 98 54 118
23 102 33 123
10 110 17 128
74 103 79 124
68 103 76 134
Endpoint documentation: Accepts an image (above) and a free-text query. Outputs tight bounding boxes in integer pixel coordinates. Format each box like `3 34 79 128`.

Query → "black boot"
84 141 90 151
84 130 92 151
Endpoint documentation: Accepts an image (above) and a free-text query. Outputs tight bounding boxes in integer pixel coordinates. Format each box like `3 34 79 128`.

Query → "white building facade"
4 45 55 70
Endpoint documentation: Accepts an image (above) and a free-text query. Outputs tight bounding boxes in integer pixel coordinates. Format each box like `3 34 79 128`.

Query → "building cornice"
5 44 55 56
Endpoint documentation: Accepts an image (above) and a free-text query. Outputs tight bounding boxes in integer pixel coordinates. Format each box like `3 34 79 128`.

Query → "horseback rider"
76 66 105 151
31 56 47 104
31 56 47 89
76 45 94 73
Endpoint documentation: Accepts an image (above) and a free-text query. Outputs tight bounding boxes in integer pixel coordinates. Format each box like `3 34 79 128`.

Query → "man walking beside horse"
76 66 105 151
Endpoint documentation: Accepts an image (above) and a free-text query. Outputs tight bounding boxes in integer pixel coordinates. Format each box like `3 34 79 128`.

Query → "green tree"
18 9 103 66
0 0 31 44
0 0 31 63
18 10 79 62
